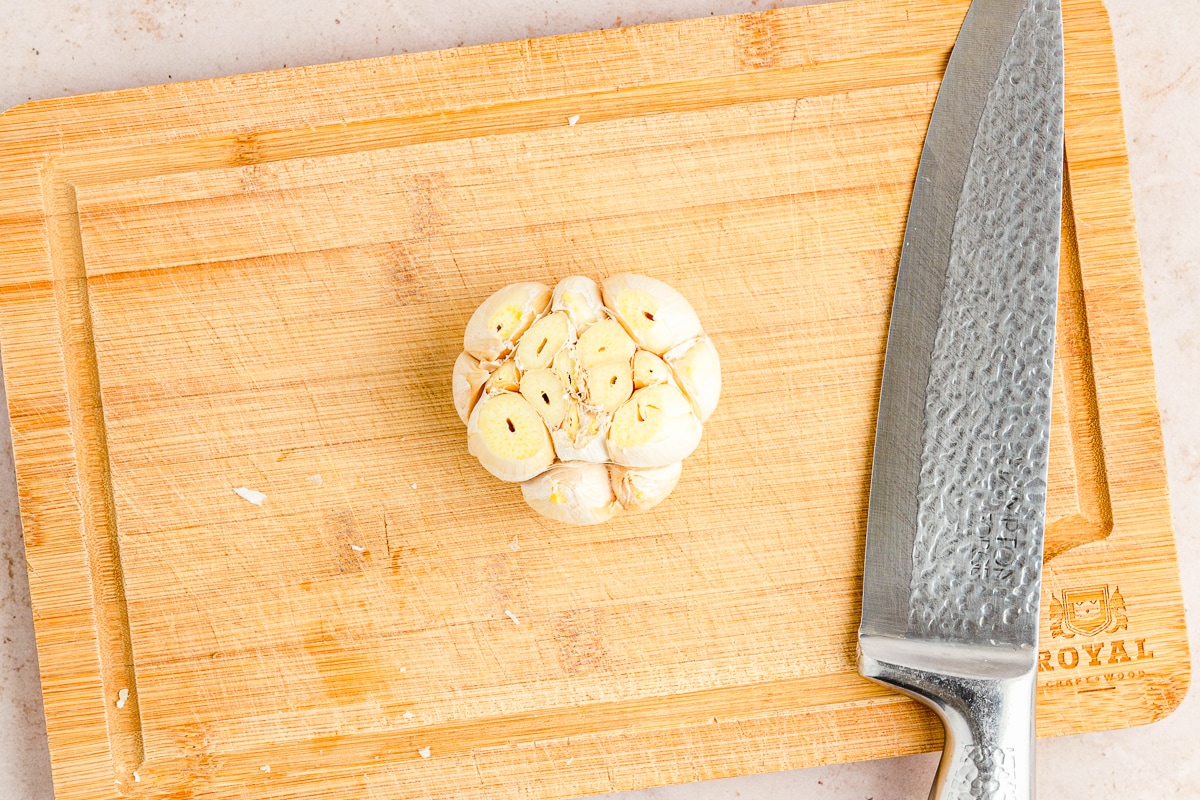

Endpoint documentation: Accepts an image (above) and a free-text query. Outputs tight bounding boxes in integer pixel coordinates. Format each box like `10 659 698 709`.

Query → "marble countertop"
1 1 1195 798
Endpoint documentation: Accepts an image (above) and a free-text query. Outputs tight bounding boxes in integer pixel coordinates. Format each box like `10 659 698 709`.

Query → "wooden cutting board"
0 1 1188 798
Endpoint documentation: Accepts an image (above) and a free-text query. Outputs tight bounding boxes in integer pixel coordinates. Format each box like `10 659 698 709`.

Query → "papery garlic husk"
606 384 702 467
452 352 491 425
514 311 573 372
610 461 683 512
467 391 555 482
664 336 721 423
550 399 611 463
521 462 617 525
550 276 605 332
601 274 704 356
463 282 552 362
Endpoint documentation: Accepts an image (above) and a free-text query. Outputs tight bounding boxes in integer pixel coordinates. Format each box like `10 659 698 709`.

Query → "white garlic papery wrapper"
456 274 720 525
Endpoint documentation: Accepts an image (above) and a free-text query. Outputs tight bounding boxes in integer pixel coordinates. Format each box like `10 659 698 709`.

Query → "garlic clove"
610 461 683 512
452 352 491 425
575 318 636 369
632 350 672 389
514 311 572 372
521 462 617 525
550 276 605 332
607 384 702 467
552 346 583 396
467 391 555 482
519 368 568 429
601 274 704 356
484 359 520 394
664 336 722 423
583 359 634 413
463 282 552 362
550 399 611 463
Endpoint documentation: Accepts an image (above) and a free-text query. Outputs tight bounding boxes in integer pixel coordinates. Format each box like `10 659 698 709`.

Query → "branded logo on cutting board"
1038 584 1154 692
1050 585 1128 638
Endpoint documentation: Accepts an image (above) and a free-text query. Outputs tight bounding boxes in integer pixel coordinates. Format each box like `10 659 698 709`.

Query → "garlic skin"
452 352 491 424
466 391 556 482
463 282 552 362
458 275 719 524
601 274 704 356
521 462 617 525
610 462 683 512
664 336 722 423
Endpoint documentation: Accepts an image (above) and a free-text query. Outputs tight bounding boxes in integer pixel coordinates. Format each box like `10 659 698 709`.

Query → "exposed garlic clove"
519 368 568 428
632 350 672 389
484 359 520 394
521 462 617 525
610 461 683 512
575 318 636 369
467 391 555 482
550 276 605 332
607 384 702 467
664 336 722 422
551 399 611 463
583 359 634 413
463 282 552 362
514 311 573 372
452 352 491 425
552 346 583 395
601 274 704 356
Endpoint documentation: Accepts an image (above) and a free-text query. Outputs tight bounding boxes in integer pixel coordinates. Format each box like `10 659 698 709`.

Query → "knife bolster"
858 635 1037 800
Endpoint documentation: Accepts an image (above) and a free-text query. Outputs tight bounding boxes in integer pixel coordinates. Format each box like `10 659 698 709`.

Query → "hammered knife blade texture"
856 0 1064 797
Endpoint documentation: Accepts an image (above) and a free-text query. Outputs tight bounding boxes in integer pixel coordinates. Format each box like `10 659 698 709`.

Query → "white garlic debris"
456 274 719 525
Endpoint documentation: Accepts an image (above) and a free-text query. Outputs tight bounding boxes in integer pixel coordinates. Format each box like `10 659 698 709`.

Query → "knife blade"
857 0 1064 797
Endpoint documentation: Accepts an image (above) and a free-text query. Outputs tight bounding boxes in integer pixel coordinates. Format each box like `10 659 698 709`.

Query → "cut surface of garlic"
606 384 703 467
601 273 704 356
664 336 722 423
467 391 555 482
456 274 719 524
463 282 552 362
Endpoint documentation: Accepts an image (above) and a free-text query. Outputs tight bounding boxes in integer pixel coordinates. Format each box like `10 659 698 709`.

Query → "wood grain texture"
0 1 1187 798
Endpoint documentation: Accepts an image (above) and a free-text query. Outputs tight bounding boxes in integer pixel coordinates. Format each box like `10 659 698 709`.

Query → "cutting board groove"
0 1 1187 799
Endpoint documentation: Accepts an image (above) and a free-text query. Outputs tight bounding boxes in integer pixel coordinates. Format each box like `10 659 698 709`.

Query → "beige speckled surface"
1 2 1195 798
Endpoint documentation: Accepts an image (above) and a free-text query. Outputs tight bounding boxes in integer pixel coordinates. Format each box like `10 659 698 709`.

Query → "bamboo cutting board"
0 0 1188 798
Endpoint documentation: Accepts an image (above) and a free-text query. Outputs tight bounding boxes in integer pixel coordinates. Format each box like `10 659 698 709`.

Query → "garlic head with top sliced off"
454 273 719 525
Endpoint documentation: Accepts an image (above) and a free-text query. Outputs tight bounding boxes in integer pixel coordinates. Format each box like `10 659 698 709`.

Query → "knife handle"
859 640 1036 800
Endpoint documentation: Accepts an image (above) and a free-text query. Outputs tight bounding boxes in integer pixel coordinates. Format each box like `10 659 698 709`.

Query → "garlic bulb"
455 274 719 525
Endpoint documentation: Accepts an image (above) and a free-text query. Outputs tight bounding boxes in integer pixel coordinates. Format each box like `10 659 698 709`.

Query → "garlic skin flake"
456 274 719 524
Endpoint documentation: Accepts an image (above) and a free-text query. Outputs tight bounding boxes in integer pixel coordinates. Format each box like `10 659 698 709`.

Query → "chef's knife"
857 0 1063 797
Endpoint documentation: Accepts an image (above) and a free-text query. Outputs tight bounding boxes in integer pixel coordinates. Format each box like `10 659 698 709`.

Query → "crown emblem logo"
1050 585 1128 639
